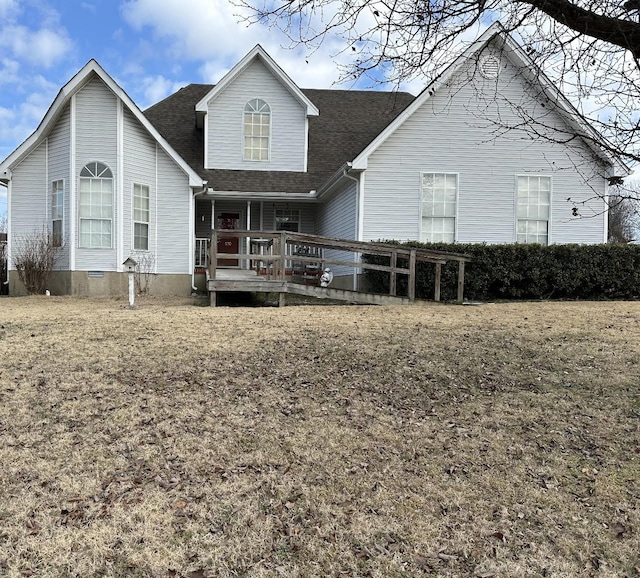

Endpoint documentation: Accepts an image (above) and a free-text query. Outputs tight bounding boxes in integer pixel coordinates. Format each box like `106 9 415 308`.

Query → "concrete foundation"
8 270 193 297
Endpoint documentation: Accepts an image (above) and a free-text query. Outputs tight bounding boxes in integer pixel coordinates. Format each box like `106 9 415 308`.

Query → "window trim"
515 174 552 245
79 161 114 249
243 98 271 162
419 172 459 243
132 182 150 252
51 179 64 247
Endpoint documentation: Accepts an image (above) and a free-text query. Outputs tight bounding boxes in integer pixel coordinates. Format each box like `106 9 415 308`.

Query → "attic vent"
479 55 501 79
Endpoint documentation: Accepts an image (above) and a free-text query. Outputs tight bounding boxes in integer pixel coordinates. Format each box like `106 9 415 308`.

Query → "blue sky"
0 0 432 220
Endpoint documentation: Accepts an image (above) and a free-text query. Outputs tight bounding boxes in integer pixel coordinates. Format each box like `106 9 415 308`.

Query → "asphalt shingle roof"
143 84 415 193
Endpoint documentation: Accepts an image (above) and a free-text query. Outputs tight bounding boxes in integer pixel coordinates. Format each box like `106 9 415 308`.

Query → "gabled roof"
351 22 629 177
144 85 415 194
195 45 319 118
0 60 203 187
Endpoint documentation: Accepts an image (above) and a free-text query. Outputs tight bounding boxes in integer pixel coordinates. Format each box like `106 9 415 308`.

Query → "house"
0 23 628 297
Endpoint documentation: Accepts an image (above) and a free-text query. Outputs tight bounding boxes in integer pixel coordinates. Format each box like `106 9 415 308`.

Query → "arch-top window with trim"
79 161 113 248
243 99 270 161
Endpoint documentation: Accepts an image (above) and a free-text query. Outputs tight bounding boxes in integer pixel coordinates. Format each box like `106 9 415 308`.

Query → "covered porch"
203 230 472 307
193 197 319 290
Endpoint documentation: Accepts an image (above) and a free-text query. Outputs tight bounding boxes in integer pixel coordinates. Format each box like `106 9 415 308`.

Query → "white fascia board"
205 190 319 201
195 45 319 117
0 59 203 188
351 21 628 176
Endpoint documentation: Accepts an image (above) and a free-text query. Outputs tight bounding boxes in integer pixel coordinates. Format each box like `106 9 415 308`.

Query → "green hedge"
363 242 640 301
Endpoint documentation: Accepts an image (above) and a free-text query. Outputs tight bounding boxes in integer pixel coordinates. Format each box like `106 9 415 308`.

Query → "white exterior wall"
9 143 47 270
74 76 119 270
48 104 71 269
206 59 307 172
317 180 358 277
362 47 608 245
156 148 191 274
123 109 157 265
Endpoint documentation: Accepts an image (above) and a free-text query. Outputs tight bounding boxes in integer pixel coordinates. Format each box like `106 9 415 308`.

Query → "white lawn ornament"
320 267 334 288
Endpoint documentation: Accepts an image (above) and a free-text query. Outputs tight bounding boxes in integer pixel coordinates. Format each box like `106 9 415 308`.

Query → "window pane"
52 220 62 247
134 222 149 251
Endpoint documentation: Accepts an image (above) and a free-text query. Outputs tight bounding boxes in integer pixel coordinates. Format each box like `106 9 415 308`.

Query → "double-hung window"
274 208 300 232
79 162 113 248
517 176 550 244
133 184 150 251
421 173 457 243
243 99 270 161
51 180 63 247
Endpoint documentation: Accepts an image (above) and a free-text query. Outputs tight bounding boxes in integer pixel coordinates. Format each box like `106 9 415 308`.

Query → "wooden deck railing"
208 230 472 303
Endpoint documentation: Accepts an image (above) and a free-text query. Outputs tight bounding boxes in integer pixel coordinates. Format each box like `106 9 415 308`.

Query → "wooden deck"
209 269 413 306
206 231 471 307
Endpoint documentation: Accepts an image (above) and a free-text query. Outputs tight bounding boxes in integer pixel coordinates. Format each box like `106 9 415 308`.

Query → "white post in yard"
128 270 135 308
123 257 137 309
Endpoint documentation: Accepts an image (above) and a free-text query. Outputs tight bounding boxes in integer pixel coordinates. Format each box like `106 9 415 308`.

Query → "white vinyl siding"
243 99 270 161
52 180 64 246
133 183 150 250
361 42 607 245
47 103 71 269
206 58 307 171
421 173 457 242
8 143 47 271
155 148 190 274
317 181 358 278
75 77 118 270
79 162 113 248
517 175 550 244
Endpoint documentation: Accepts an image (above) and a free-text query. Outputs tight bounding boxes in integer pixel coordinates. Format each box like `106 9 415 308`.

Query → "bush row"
363 242 640 301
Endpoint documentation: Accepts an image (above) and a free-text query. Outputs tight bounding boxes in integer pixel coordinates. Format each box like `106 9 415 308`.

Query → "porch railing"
195 238 209 268
208 230 471 303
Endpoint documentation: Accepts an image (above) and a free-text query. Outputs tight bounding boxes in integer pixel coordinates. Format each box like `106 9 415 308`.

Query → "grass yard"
0 297 639 577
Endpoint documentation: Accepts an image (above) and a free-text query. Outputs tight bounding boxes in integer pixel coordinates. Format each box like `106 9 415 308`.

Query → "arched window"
243 99 270 161
79 161 113 248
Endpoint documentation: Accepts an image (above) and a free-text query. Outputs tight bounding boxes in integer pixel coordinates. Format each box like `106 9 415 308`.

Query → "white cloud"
120 0 358 89
0 1 72 69
141 75 188 106
0 78 59 158
0 0 19 20
0 24 72 68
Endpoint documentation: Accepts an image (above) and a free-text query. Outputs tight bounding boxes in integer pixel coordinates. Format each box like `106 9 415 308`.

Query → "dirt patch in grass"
1 297 639 577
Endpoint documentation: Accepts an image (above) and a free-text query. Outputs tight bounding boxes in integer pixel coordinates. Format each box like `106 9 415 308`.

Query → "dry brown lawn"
0 296 639 577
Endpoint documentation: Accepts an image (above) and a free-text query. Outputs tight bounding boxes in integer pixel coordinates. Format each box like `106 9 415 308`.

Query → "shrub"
13 228 62 295
363 242 640 301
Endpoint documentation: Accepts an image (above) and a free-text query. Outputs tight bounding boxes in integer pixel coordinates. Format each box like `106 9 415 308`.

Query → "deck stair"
206 231 471 307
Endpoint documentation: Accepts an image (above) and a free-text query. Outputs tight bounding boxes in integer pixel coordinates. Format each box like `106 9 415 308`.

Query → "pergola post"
434 262 442 302
457 260 465 304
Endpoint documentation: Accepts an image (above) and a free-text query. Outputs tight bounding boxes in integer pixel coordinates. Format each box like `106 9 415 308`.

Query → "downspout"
191 183 209 292
343 165 361 291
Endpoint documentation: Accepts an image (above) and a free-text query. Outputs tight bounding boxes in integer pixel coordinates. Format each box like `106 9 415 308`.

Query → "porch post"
247 201 252 269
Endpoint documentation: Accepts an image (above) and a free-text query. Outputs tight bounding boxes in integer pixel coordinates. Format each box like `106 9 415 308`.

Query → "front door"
217 212 240 266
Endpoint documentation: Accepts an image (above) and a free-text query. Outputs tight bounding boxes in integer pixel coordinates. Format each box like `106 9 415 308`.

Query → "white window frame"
51 179 64 247
243 98 271 161
420 172 458 243
274 208 300 232
516 175 552 245
79 162 114 249
133 183 150 251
